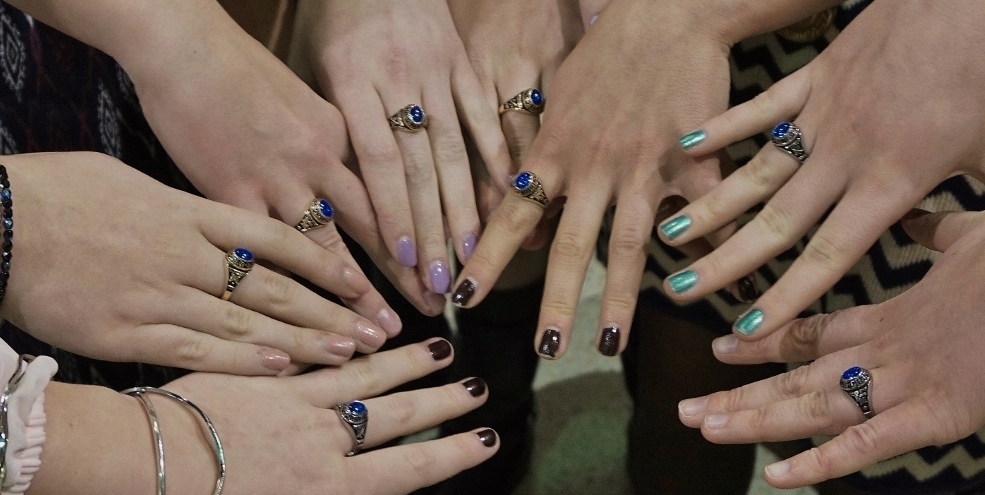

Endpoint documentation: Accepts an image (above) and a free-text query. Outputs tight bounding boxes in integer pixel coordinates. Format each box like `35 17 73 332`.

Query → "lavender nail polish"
462 233 478 261
397 236 417 268
451 278 477 307
538 328 561 359
429 260 451 294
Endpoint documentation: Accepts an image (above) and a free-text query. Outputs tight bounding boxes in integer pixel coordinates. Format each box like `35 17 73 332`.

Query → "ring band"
771 121 809 164
511 171 549 207
336 400 368 456
840 366 874 419
499 88 544 115
295 198 334 233
221 247 255 301
388 104 428 132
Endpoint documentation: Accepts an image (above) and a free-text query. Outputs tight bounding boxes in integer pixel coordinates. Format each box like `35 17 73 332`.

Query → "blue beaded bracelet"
0 165 11 307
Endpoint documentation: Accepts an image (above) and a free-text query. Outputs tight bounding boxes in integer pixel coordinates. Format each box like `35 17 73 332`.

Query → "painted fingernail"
734 308 764 336
765 461 790 479
342 267 366 295
737 275 759 302
397 236 417 268
678 396 707 418
463 377 487 398
712 335 738 354
260 347 290 371
356 322 386 348
704 413 729 429
463 233 478 261
451 277 477 307
679 129 707 150
660 215 692 241
598 326 620 356
376 308 402 337
477 429 498 448
325 337 356 358
668 270 699 294
429 260 451 294
538 327 561 359
428 339 452 360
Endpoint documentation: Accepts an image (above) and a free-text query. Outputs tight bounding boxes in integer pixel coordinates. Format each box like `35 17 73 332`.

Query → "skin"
678 210 985 489
29 339 500 494
658 0 985 341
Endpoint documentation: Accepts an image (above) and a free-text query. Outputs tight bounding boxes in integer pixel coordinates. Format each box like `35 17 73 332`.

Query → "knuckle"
800 233 844 275
781 314 829 358
604 289 639 316
802 446 835 479
342 358 382 393
718 388 748 413
387 394 418 427
432 135 468 166
755 202 795 244
220 306 255 339
540 296 577 319
175 336 213 365
915 396 965 445
404 157 437 188
361 141 402 167
404 445 439 480
742 156 781 192
802 391 835 427
263 275 301 308
840 421 881 456
609 224 650 259
776 366 811 398
492 201 533 234
550 230 593 264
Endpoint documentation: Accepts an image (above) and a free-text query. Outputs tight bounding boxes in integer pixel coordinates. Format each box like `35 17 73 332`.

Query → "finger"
453 56 513 193
901 209 977 253
424 88 481 269
763 400 945 489
128 324 290 375
358 378 488 449
679 69 811 155
496 77 543 166
712 306 878 365
347 428 499 495
291 338 455 407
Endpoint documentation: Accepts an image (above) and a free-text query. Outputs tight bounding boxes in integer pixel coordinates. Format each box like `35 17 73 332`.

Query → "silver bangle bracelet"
0 354 33 488
127 391 166 495
121 387 225 495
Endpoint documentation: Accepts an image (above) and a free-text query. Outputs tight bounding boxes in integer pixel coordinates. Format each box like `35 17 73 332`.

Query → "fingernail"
463 377 487 397
428 339 452 360
678 396 707 417
660 215 692 241
477 429 498 448
397 236 417 268
376 308 402 337
765 461 790 479
342 268 366 295
356 322 386 348
462 233 478 261
429 260 451 294
598 325 620 356
712 335 738 354
260 347 290 371
668 270 699 294
735 308 764 336
451 277 477 307
325 337 356 358
736 275 759 302
704 414 729 429
538 327 561 359
679 129 707 150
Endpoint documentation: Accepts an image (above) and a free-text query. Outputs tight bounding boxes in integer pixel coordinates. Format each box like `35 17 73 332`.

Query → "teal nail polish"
679 130 707 150
660 215 692 240
668 270 698 294
735 308 764 335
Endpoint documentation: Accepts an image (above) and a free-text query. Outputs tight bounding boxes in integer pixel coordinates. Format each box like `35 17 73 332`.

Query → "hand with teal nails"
678 209 985 489
659 1 985 339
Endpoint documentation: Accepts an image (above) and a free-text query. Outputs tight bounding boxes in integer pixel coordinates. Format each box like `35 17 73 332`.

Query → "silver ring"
388 104 428 132
771 121 810 164
295 198 334 233
840 366 874 419
511 171 549 207
221 247 255 301
336 400 368 456
499 88 545 115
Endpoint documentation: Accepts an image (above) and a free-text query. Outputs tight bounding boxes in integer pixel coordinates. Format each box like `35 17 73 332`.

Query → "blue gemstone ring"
388 104 428 132
839 366 875 419
336 400 369 456
295 198 335 233
770 121 809 164
500 88 545 116
511 171 549 207
221 247 255 301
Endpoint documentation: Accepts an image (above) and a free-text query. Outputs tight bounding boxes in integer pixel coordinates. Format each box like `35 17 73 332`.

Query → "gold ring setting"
388 104 428 132
511 171 549 207
221 247 255 301
295 198 334 233
499 88 544 115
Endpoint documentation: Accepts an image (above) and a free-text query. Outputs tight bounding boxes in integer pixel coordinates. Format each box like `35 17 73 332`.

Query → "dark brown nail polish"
737 275 759 303
428 339 452 360
477 429 498 448
598 326 620 356
463 377 487 397
451 278 477 307
538 328 561 358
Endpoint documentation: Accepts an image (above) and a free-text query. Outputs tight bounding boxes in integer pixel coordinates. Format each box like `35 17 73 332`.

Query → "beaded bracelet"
0 165 12 307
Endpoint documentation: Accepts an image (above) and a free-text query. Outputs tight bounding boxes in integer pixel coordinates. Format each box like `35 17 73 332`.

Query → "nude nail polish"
260 347 290 371
538 328 561 359
356 322 386 348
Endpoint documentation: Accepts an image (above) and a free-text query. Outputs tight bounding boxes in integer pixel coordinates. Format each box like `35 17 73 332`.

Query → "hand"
290 0 511 294
35 338 498 494
1 152 392 374
657 0 985 339
678 209 985 489
451 0 736 358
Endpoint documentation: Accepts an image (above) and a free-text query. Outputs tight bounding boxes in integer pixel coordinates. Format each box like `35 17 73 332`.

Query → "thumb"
901 209 982 253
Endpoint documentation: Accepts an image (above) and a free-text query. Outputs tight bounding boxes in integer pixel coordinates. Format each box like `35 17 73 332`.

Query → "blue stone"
772 122 792 139
842 366 862 381
318 199 334 218
348 401 367 415
0 189 10 200
530 89 544 106
514 172 532 191
409 105 424 124
2 218 11 230
234 247 254 262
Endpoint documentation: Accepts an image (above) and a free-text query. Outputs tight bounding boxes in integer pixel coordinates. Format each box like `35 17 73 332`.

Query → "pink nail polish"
260 347 290 371
356 322 386 348
376 308 403 337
